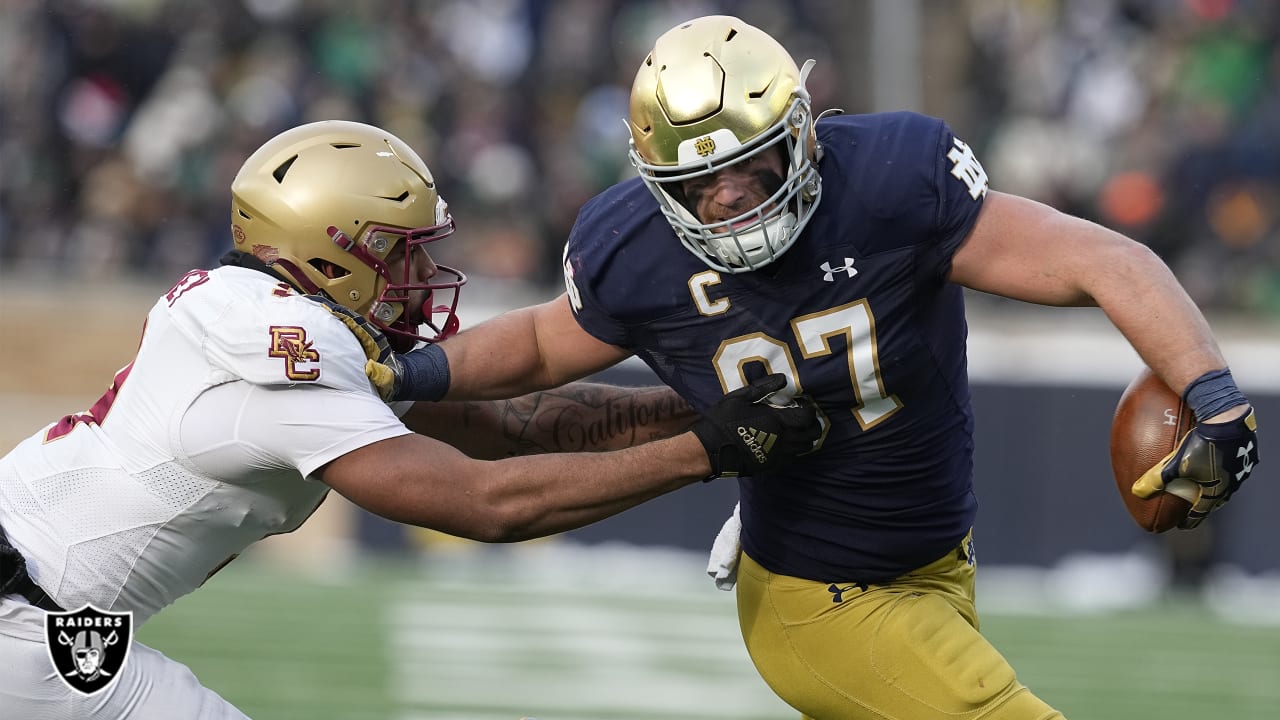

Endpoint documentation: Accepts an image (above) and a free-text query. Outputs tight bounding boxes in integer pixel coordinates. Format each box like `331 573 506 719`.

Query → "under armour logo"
826 582 867 603
1237 442 1256 481
1163 409 1178 426
820 258 857 282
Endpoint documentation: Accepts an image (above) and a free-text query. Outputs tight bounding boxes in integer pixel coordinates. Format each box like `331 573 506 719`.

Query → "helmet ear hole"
309 258 351 279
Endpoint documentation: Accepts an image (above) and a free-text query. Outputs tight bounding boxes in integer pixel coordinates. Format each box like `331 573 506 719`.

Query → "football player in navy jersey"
383 15 1259 719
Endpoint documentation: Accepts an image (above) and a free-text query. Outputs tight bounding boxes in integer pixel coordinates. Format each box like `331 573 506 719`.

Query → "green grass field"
136 545 1280 720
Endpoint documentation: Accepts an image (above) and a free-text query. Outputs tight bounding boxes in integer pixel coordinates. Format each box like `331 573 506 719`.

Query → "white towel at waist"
706 502 741 591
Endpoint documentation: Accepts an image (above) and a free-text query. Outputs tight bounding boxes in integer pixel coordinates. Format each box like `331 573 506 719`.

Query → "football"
1109 366 1198 533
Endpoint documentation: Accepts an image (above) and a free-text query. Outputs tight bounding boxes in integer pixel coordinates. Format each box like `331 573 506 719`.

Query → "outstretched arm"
372 294 629 403
400 383 697 459
446 294 631 400
949 190 1240 415
320 374 820 543
950 190 1257 526
321 430 709 543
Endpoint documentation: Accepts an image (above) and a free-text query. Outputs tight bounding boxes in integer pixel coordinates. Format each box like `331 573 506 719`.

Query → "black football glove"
303 294 403 400
692 373 822 480
1132 408 1258 529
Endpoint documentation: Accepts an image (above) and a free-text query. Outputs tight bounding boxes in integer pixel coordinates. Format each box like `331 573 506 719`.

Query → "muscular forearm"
327 374 818 544
476 432 709 541
508 383 697 453
1079 236 1229 395
329 431 711 543
402 383 697 458
443 306 555 400
439 295 632 401
956 194 1232 396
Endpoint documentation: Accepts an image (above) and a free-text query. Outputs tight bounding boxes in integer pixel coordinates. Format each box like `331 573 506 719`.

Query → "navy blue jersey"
564 112 989 584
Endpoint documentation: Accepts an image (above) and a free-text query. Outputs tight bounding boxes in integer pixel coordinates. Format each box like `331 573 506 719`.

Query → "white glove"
706 502 742 591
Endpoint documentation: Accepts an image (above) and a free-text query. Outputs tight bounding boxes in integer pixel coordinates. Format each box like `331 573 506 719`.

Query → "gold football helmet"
627 14 824 271
230 120 464 349
628 15 822 273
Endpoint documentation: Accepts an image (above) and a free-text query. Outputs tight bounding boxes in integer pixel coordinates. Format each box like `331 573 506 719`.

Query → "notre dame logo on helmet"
694 135 717 157
44 605 133 695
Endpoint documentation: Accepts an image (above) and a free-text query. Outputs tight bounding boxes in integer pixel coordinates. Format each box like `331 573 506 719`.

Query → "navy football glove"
1133 408 1259 529
362 343 451 403
692 373 822 480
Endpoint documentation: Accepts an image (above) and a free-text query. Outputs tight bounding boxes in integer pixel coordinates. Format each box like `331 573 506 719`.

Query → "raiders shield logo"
44 605 133 695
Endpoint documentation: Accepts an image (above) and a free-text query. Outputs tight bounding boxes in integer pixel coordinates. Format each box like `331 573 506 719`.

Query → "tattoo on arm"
464 384 695 456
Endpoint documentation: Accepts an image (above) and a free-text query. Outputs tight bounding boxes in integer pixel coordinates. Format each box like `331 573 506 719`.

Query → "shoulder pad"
171 268 375 393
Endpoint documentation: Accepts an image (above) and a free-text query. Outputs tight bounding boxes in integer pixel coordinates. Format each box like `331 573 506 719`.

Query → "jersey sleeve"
825 113 989 279
924 120 989 279
201 294 380 394
561 194 634 348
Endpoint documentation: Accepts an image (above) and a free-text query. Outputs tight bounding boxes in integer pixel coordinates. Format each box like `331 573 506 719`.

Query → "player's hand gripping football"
692 373 822 480
1132 407 1259 529
304 294 403 400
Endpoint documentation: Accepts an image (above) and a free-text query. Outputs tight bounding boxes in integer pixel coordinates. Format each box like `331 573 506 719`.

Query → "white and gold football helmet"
628 15 822 273
230 120 464 349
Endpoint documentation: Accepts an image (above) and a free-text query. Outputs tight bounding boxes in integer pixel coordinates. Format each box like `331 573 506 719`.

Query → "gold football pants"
736 533 1064 719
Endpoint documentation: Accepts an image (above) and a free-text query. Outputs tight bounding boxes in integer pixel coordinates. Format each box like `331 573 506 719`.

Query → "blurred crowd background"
0 0 1278 314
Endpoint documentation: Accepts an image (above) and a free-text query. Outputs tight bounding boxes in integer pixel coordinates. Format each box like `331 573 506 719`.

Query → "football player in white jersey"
0 120 821 719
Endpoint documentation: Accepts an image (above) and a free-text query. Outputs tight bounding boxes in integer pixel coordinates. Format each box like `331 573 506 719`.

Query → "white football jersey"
0 266 411 624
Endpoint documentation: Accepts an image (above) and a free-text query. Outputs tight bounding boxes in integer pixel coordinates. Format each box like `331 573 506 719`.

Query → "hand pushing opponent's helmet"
628 15 822 273
230 120 464 350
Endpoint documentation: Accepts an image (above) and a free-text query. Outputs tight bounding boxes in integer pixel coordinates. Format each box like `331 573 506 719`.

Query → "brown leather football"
1110 366 1196 533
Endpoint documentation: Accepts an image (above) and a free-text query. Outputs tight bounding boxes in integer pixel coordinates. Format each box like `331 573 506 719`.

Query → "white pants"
0 597 249 720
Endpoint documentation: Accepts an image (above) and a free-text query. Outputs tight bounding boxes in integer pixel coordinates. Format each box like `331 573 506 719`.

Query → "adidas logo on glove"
737 425 778 464
691 373 822 480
